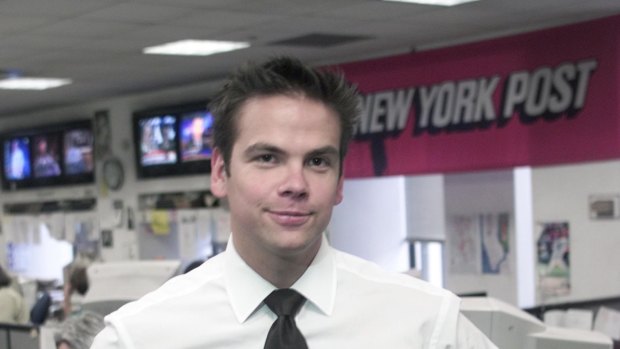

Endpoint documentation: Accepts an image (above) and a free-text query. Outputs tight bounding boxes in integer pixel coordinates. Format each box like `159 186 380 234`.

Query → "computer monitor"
460 297 613 349
82 260 181 316
84 260 180 302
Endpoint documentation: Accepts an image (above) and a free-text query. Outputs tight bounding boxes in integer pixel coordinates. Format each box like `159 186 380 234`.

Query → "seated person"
63 265 89 319
0 264 28 324
54 264 103 349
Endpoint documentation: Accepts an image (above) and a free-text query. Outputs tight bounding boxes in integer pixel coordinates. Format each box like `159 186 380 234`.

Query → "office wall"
404 174 446 241
443 170 519 305
329 176 410 273
531 160 620 305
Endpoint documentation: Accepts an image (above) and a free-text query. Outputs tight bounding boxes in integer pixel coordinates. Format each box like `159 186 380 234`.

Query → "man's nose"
277 164 309 200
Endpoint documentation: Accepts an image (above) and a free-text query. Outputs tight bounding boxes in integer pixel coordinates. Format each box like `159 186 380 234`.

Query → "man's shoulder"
332 248 455 300
106 253 226 321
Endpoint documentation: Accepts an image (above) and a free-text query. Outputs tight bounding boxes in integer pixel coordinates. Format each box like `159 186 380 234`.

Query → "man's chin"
270 232 322 255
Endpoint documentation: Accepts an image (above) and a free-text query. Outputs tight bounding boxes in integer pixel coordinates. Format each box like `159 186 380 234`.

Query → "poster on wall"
481 213 510 274
447 212 511 275
447 215 481 274
537 222 571 297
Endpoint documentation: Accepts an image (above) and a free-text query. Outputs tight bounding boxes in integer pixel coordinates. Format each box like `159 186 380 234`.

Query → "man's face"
211 94 344 263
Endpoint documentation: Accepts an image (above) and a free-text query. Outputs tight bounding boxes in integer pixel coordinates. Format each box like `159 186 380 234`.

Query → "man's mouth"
267 210 312 226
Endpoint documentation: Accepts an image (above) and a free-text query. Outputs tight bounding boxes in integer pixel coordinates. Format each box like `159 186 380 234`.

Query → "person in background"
91 56 497 348
54 264 103 349
0 264 28 324
63 265 89 319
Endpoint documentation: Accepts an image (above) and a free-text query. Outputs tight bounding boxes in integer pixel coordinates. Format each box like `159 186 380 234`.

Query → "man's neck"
232 235 321 288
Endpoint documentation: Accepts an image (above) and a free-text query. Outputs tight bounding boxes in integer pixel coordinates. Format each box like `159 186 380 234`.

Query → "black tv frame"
1 119 95 191
132 101 213 179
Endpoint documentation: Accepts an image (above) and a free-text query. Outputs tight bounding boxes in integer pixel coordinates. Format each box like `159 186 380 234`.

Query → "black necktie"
263 289 309 349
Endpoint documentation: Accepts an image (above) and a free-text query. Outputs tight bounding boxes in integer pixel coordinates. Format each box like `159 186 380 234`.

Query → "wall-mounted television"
1 120 94 191
133 102 213 179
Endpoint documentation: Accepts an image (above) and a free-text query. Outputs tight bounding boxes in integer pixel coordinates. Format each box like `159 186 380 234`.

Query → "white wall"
443 169 519 305
404 175 446 241
531 160 620 305
329 176 410 272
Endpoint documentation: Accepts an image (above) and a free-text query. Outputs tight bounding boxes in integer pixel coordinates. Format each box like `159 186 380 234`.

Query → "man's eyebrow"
307 146 339 158
243 143 285 156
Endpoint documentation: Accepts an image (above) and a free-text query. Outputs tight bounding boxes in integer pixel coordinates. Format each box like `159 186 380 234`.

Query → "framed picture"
589 194 620 219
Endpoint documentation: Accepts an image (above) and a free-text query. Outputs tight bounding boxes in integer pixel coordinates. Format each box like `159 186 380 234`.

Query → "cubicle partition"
0 323 38 349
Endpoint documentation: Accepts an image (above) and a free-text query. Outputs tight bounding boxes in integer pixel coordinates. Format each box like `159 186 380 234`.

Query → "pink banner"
336 15 620 178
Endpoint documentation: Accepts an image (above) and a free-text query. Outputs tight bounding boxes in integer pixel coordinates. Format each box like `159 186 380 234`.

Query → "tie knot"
264 289 306 317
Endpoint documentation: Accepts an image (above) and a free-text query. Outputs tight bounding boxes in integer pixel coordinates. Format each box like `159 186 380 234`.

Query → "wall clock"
103 157 124 191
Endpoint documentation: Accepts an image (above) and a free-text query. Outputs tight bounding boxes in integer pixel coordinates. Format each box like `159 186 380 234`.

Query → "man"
91 56 497 348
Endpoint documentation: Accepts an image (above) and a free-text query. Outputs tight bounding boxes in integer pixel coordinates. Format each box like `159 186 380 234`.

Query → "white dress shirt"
90 236 497 348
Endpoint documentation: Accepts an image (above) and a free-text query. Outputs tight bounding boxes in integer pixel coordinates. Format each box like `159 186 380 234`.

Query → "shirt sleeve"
455 313 498 349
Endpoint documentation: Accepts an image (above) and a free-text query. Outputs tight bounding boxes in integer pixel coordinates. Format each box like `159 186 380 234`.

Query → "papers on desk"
544 306 620 341
594 306 620 341
544 308 594 330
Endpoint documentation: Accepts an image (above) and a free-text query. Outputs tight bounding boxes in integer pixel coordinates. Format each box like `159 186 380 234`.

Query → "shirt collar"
224 235 336 323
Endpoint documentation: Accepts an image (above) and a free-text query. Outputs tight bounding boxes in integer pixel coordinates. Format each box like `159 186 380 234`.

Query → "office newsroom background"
0 1 620 348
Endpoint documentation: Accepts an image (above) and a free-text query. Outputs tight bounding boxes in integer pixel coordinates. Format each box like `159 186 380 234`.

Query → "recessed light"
0 77 72 90
143 39 250 56
384 0 479 6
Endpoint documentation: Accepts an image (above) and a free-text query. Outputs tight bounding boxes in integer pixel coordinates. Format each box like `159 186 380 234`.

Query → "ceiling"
1 0 619 118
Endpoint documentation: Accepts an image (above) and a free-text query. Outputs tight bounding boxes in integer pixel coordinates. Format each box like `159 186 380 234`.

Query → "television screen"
133 102 212 179
64 129 94 175
138 115 178 166
1 119 94 190
32 134 62 178
3 137 31 181
180 110 214 162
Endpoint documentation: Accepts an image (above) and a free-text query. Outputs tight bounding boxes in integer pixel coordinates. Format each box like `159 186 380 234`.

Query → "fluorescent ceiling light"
0 77 72 90
384 0 479 6
143 39 250 56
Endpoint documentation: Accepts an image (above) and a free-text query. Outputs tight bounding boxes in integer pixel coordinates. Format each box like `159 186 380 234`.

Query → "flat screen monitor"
1 119 94 190
138 115 178 166
180 110 214 163
32 133 62 178
64 128 94 175
133 101 212 179
3 137 31 181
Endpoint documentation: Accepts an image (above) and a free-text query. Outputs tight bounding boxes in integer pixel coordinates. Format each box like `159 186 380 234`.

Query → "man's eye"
257 154 275 163
309 157 329 167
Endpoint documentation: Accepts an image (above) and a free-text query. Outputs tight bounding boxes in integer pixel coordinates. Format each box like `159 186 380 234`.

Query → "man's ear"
210 148 228 198
334 174 344 205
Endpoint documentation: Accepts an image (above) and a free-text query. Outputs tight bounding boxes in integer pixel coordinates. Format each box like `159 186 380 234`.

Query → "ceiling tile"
1 0 620 117
81 2 195 24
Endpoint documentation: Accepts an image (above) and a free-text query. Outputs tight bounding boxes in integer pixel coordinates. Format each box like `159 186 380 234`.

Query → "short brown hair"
70 267 89 295
209 56 359 176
